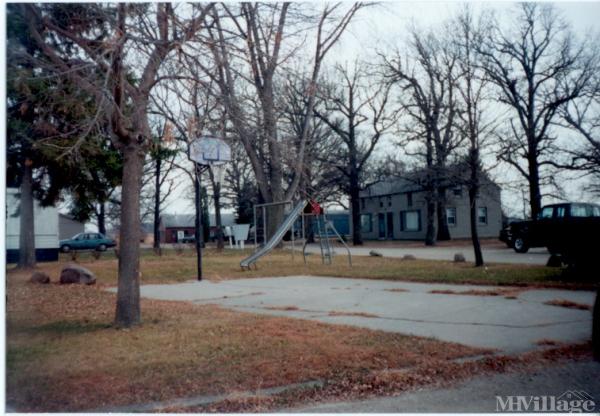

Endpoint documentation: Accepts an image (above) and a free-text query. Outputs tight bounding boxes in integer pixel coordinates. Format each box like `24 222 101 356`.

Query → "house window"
446 207 457 226
453 187 462 197
379 199 384 208
400 210 421 232
407 192 413 207
360 198 365 210
477 207 488 225
360 214 373 233
388 196 392 207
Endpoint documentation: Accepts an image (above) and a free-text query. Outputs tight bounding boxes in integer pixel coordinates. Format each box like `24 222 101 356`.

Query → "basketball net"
212 163 225 187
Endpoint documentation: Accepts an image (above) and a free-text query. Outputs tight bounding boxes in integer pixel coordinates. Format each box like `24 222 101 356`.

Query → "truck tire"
513 237 529 253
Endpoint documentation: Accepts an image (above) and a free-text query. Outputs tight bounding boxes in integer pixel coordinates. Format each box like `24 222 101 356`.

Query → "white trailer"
5 188 59 263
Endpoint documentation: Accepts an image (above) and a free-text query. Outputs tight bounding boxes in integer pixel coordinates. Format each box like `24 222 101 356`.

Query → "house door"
378 213 386 239
387 212 394 239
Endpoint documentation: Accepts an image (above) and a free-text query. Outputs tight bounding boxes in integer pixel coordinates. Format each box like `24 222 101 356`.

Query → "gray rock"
60 264 96 285
402 254 416 261
30 271 50 284
369 250 383 257
546 254 563 268
453 253 466 263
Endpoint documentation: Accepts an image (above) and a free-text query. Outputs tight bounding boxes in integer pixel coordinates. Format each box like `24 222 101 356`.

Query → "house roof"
162 214 196 228
360 167 499 198
163 212 236 228
359 177 422 198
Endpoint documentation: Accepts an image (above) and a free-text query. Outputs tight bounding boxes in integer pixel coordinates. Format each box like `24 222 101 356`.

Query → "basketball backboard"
189 136 231 165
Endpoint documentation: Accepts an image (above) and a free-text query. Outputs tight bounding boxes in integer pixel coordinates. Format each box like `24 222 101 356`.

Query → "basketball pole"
194 163 205 281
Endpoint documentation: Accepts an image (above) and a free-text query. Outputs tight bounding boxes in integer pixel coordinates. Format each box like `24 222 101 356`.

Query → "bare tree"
191 3 363 239
25 3 215 327
382 28 463 245
314 61 397 245
479 3 596 219
559 79 600 195
451 9 497 266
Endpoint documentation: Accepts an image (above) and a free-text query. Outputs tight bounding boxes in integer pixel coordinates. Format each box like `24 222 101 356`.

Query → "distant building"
161 212 236 243
162 214 196 243
358 176 502 240
59 214 85 240
6 188 59 263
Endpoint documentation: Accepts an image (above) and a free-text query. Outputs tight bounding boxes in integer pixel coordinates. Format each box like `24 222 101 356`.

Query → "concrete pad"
128 276 594 353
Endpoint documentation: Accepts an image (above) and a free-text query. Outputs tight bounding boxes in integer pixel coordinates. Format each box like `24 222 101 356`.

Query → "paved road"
132 276 595 353
286 361 600 413
302 243 551 265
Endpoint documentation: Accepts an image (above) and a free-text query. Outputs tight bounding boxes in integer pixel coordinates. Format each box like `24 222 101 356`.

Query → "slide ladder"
303 213 353 267
240 200 307 270
316 215 333 264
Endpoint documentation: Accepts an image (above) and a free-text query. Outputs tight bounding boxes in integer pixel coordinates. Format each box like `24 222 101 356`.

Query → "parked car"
60 232 117 252
179 236 195 243
501 202 600 253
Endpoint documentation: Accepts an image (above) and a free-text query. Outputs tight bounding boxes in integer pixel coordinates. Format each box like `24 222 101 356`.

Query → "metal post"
253 205 257 252
262 205 267 245
194 164 203 281
291 214 295 261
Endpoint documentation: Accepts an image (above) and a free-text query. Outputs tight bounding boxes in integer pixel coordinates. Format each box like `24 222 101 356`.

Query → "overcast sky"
86 1 600 229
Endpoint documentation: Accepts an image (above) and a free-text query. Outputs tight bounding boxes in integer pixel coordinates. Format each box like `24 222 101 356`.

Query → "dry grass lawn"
7 246 593 288
6 267 490 412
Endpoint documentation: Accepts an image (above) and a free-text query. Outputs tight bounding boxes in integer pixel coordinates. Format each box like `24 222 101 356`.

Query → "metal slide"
240 200 307 269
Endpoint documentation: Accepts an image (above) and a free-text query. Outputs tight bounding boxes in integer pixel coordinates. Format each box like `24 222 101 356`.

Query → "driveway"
133 276 594 353
302 243 550 265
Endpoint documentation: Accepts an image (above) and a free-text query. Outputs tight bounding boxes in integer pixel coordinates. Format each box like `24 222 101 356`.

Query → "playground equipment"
239 199 352 270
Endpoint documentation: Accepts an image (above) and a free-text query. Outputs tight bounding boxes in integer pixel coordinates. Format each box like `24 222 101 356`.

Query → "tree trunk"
266 202 285 244
528 153 542 220
593 288 600 361
436 194 451 241
18 159 36 268
98 202 106 235
469 186 484 267
425 193 436 246
349 172 363 246
115 144 143 327
153 156 161 254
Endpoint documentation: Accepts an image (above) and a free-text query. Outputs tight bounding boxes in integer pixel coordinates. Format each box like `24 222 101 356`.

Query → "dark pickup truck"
500 202 600 254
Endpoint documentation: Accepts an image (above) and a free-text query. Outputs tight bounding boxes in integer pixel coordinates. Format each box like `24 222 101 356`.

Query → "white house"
6 188 59 263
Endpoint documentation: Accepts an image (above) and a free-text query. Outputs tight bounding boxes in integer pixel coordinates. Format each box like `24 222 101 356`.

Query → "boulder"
546 254 563 268
453 253 466 263
402 254 416 261
369 250 383 257
60 264 96 285
30 271 50 284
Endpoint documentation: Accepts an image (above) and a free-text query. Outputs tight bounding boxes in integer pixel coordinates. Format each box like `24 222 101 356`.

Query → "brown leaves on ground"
182 343 593 413
264 305 301 311
327 311 380 318
6 268 488 412
429 288 527 297
543 299 592 311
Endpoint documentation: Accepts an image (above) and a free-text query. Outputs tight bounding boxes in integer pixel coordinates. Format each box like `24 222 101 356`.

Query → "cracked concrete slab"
126 276 594 353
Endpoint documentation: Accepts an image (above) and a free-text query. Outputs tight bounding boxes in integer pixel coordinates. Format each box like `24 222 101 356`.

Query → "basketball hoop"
189 136 231 166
